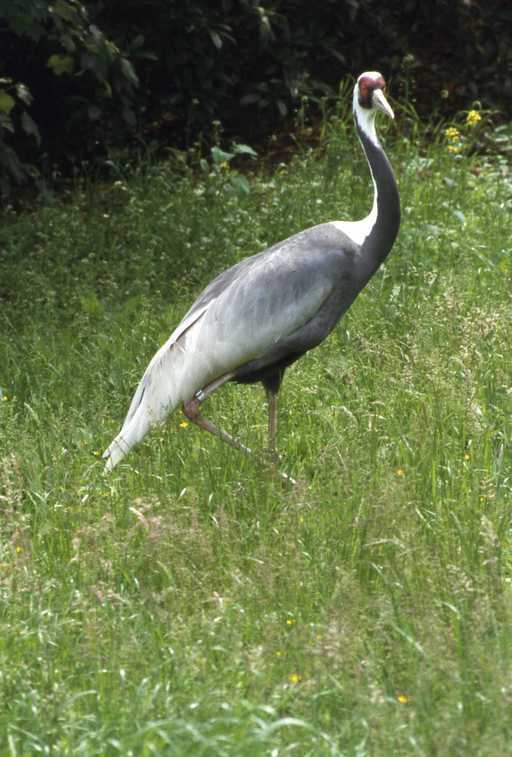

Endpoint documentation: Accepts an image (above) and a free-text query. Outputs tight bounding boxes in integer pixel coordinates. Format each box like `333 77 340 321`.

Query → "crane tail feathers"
102 310 211 471
103 401 154 472
121 383 147 434
102 435 129 472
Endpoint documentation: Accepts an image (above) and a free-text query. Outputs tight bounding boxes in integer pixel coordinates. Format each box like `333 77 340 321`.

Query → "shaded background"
1 0 511 195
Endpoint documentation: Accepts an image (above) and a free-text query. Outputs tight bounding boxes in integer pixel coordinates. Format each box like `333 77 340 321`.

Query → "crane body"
103 72 400 474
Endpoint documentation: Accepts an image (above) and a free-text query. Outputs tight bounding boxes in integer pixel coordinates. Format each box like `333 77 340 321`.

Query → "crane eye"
358 81 373 108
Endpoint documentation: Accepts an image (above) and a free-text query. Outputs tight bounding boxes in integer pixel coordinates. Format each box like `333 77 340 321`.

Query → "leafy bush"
0 0 138 194
87 0 512 130
0 0 511 197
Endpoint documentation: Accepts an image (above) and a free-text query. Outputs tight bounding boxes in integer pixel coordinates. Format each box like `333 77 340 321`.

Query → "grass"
0 102 511 755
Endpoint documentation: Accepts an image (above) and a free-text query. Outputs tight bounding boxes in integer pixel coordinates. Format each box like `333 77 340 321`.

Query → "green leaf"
21 111 41 145
232 143 257 157
53 0 77 22
47 54 74 76
0 110 14 132
229 174 250 195
120 58 139 86
209 30 223 49
0 90 15 115
0 113 14 133
277 100 288 116
131 35 145 49
211 146 234 165
60 33 76 53
16 83 32 106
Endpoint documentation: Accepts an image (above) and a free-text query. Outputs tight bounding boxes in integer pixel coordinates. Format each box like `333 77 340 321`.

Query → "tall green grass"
0 104 511 755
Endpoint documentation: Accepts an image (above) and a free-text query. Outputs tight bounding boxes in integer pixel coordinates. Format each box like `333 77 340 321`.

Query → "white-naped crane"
103 71 400 481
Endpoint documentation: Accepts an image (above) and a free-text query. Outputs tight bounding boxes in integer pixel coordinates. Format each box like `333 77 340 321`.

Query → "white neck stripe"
329 82 381 246
352 90 379 147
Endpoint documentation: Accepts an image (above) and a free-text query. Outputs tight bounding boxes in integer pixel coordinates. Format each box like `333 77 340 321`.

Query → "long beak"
373 88 394 119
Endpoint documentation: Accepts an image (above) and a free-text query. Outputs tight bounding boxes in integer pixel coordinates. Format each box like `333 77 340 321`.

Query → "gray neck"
357 119 400 270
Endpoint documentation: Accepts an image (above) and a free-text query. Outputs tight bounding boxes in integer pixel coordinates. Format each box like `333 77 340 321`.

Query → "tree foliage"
0 0 511 196
0 0 138 194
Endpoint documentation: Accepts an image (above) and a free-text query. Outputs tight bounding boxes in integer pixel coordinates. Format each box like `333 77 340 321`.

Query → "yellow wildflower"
466 110 482 128
288 673 302 685
395 467 405 478
445 126 461 142
179 421 189 429
463 452 470 461
447 145 461 154
286 618 296 626
397 693 409 704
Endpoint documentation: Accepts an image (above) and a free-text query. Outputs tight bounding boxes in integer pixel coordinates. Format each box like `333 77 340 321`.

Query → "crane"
103 71 400 481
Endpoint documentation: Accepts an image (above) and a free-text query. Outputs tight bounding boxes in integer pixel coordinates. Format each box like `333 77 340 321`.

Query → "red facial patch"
358 73 386 109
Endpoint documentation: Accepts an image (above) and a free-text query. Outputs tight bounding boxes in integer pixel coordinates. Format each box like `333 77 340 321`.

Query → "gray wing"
182 221 360 334
193 222 362 369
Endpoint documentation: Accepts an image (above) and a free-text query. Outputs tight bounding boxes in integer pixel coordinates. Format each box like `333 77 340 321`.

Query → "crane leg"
183 373 296 485
183 372 252 457
266 386 279 460
265 388 295 484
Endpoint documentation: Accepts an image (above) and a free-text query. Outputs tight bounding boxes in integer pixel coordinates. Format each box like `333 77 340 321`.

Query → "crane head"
356 72 394 119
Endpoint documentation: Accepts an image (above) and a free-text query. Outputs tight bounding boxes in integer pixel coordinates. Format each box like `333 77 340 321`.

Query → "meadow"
0 99 511 755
